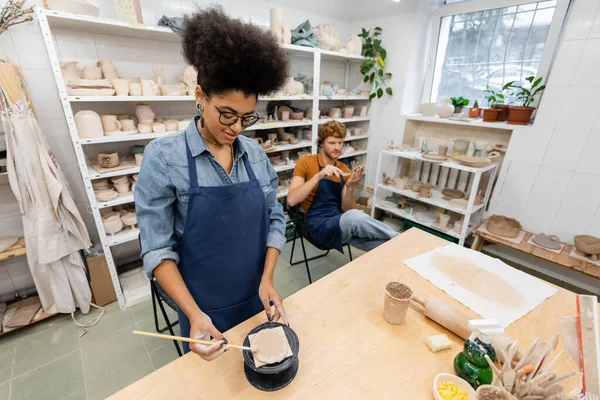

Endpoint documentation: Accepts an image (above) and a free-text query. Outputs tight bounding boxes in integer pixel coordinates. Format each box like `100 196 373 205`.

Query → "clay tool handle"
411 295 472 340
133 330 252 351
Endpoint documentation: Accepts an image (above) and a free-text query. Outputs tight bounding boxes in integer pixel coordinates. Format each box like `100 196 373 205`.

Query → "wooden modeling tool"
133 330 252 351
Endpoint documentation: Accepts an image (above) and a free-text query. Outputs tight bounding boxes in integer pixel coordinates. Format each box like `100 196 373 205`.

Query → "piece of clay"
249 326 292 367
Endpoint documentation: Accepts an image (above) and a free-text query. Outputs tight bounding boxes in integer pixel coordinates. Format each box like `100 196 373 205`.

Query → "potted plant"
482 88 501 122
450 96 469 114
469 100 482 118
508 76 546 125
358 27 392 99
487 82 516 121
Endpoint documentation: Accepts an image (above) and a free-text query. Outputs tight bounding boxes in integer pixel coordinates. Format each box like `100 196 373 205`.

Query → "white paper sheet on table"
404 244 558 328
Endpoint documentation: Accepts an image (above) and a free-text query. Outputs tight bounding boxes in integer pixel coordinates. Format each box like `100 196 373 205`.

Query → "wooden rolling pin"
412 295 521 362
412 295 473 340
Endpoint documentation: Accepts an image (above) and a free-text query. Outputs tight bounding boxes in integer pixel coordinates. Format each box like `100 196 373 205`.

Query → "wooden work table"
112 229 585 399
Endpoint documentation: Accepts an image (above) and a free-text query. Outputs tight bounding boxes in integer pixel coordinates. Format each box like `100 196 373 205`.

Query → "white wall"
0 0 360 299
489 0 600 244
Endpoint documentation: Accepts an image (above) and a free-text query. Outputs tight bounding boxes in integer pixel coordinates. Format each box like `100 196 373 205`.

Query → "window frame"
421 0 571 106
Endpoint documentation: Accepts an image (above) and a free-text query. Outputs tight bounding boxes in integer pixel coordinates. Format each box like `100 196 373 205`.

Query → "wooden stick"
133 330 252 351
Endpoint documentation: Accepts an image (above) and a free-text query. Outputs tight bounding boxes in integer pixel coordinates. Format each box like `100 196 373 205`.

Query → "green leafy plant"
450 97 469 107
358 27 392 99
514 76 546 107
473 100 479 108
483 81 516 108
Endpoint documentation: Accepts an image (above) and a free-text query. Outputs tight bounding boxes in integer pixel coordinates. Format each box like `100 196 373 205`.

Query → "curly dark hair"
182 7 289 97
318 120 347 142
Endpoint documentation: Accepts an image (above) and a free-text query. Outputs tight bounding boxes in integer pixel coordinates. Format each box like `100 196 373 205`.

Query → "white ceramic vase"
345 34 362 55
436 99 454 118
270 8 284 42
136 104 155 123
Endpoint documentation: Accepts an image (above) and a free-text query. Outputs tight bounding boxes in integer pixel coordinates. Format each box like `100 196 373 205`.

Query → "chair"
288 206 352 284
150 278 182 357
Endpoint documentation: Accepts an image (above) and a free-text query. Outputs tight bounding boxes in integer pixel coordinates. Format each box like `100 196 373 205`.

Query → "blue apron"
306 158 346 252
175 139 268 353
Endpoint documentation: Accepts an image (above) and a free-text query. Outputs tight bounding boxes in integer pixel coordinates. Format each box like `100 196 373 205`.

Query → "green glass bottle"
453 336 496 389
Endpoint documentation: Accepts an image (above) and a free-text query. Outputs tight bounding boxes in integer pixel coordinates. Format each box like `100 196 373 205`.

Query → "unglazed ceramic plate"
105 130 137 136
421 153 447 162
250 327 289 365
67 88 115 96
67 79 112 88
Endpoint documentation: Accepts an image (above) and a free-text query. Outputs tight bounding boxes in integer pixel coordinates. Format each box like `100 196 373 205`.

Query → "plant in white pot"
508 76 546 125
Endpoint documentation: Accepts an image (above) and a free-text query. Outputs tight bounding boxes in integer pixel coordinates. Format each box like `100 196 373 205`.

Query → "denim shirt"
135 117 287 278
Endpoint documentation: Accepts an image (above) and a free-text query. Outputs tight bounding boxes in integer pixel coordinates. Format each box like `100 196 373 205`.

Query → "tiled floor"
0 241 364 400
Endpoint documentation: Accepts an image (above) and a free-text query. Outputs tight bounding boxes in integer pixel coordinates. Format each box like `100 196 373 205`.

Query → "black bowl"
242 322 299 375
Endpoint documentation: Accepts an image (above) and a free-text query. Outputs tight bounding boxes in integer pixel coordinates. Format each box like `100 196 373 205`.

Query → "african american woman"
136 7 290 360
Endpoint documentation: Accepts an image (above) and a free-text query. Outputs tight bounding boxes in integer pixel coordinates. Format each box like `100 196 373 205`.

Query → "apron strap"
241 150 258 181
185 137 199 188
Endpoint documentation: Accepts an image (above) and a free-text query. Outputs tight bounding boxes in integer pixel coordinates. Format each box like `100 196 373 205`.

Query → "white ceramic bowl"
432 373 476 400
103 216 123 235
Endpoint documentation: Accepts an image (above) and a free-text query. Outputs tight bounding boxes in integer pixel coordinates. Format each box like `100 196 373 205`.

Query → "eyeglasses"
205 96 260 128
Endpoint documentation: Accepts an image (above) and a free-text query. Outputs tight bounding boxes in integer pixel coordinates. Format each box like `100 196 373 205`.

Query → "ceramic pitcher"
436 99 454 118
60 61 80 82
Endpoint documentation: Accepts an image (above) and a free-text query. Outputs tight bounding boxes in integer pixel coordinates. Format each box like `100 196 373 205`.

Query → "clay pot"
112 79 129 96
135 153 143 167
98 60 118 81
60 61 80 82
114 182 130 194
82 66 103 80
92 179 110 190
383 282 412 325
454 106 464 114
410 181 423 192
394 177 408 191
138 123 152 133
290 111 304 120
468 107 482 118
136 104 155 123
507 106 535 125
329 108 341 118
280 111 290 121
98 152 119 168
101 115 122 133
487 215 522 238
418 185 432 198
437 214 450 229
129 83 142 96
436 99 454 118
95 189 118 202
495 104 510 121
452 139 469 158
164 120 178 131
345 34 362 55
268 133 279 144
141 79 159 96
121 212 137 228
111 175 128 185
282 77 304 95
483 108 500 122
574 235 600 260
121 119 136 132
343 106 355 119
438 145 448 156
103 215 123 235
75 110 104 138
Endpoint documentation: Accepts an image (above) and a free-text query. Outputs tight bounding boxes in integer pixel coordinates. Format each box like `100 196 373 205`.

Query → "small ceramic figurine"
180 65 197 95
315 24 341 51
283 77 304 96
152 66 164 87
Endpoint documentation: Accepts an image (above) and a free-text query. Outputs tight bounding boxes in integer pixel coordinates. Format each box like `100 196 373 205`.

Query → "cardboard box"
87 255 118 306
356 196 382 220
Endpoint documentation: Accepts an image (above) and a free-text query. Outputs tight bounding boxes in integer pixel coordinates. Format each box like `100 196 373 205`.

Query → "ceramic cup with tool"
242 322 299 392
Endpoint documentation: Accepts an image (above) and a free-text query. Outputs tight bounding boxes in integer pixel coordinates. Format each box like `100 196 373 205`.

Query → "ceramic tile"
20 69 64 121
590 6 600 38
4 257 35 293
135 317 180 354
572 38 600 86
82 327 153 400
0 31 20 65
0 215 23 237
79 301 136 345
560 172 600 215
541 129 590 171
523 201 560 236
576 128 600 175
585 211 600 238
0 265 16 300
504 125 553 165
492 187 528 223
0 381 9 400
547 39 585 86
528 166 573 210
148 344 179 370
13 322 79 376
0 343 15 385
8 23 50 70
11 351 85 400
0 313 72 347
555 86 600 131
563 0 600 41
550 208 593 244
61 388 87 400
502 161 539 201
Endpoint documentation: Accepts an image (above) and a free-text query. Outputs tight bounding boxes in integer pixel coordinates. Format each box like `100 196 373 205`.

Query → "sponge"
427 334 452 353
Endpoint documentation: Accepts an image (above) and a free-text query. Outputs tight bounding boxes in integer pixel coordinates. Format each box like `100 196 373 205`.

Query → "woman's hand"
189 312 229 361
259 279 289 326
345 165 365 187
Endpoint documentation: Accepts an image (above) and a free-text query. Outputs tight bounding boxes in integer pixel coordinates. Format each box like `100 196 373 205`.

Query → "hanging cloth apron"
306 158 346 252
175 140 268 353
